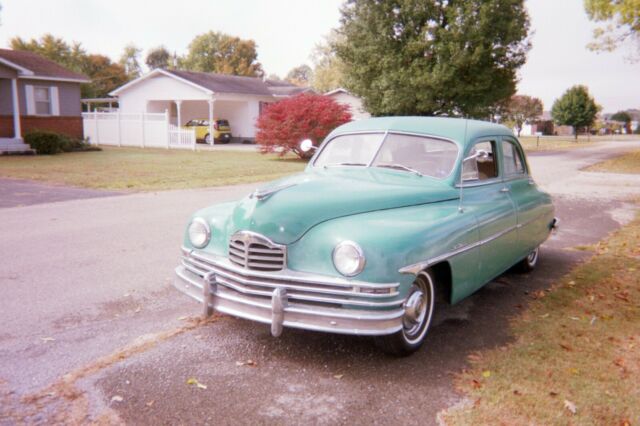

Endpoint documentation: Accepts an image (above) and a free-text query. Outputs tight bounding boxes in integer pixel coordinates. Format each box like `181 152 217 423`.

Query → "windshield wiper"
375 163 423 176
323 162 367 168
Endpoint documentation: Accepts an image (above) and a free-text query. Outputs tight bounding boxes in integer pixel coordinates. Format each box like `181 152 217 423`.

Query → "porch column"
11 78 22 139
175 100 182 127
208 99 215 146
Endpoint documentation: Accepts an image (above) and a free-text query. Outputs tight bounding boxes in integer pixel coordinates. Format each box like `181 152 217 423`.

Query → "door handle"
500 187 510 193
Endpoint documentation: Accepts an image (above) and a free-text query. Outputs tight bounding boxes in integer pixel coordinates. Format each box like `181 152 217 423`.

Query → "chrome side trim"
399 212 551 275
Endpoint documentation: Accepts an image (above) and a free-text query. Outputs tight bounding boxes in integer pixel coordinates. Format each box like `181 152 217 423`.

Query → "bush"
24 131 100 155
256 93 352 159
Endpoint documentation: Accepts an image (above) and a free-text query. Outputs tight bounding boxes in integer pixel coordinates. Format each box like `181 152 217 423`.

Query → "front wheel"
375 270 436 356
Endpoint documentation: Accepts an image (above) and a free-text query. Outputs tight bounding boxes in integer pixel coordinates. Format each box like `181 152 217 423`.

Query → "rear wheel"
516 247 539 272
375 270 436 356
204 133 212 145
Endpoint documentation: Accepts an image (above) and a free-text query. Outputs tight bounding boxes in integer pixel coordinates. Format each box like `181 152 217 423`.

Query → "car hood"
225 168 458 245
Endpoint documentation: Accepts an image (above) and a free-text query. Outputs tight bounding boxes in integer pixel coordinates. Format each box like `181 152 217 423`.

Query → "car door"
500 137 550 258
460 139 518 286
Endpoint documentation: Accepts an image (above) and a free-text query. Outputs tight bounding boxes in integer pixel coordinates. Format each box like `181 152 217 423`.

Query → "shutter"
50 86 60 116
25 85 35 115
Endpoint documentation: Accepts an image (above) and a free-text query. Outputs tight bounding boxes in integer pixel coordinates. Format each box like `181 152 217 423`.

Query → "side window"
463 140 498 182
502 141 526 176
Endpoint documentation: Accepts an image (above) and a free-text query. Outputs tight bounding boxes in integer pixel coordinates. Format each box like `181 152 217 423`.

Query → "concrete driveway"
1 141 639 424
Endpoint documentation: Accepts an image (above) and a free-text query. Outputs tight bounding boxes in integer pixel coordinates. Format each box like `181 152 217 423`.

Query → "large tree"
181 31 263 77
584 0 640 56
145 46 171 69
119 43 142 79
551 85 601 139
610 110 632 133
502 95 543 136
10 34 129 98
335 0 531 117
285 64 313 86
311 30 346 93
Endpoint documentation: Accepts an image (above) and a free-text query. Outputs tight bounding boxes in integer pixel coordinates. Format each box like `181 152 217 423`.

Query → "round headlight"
188 217 210 248
332 241 365 277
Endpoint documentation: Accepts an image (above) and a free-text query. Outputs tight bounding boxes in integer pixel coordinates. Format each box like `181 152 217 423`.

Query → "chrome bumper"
174 247 405 336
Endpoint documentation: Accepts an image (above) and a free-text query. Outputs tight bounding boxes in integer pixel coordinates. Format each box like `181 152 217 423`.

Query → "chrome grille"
228 231 286 271
180 248 402 308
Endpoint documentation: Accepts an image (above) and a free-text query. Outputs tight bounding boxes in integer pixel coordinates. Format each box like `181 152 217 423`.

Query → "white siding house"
110 69 309 141
325 88 370 120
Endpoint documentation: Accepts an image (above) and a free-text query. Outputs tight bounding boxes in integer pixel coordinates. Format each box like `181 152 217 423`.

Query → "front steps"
0 138 35 155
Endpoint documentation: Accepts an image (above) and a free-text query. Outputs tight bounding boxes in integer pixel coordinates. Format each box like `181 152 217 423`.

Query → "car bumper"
174 248 405 337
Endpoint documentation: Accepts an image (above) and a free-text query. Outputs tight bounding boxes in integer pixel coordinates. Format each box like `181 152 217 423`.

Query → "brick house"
0 49 89 153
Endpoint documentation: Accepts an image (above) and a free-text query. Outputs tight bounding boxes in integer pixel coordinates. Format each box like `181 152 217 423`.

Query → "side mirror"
299 139 316 153
463 149 489 163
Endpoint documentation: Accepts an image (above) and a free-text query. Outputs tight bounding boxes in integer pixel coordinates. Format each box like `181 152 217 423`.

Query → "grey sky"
0 0 637 112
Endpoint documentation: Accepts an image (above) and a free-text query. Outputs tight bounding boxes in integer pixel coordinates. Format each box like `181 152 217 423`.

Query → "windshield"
313 133 458 179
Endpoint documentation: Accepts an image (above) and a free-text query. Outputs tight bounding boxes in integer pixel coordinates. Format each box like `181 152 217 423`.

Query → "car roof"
328 116 515 149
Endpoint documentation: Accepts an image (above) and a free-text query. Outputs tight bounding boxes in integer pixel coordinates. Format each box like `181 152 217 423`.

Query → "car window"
371 133 458 178
502 140 526 176
313 133 385 167
462 141 497 182
217 120 230 127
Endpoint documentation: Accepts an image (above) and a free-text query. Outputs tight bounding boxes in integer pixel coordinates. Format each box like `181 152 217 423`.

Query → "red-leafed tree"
256 93 352 159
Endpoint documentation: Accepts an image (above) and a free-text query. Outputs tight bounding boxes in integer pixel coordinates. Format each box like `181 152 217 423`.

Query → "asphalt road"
1 141 639 425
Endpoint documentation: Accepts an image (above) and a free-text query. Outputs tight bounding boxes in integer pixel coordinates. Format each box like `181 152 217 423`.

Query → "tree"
10 34 129 98
119 43 142 79
551 86 601 139
334 0 531 117
584 0 640 57
285 64 313 86
145 46 171 69
181 31 263 77
256 93 352 159
310 30 346 93
502 95 543 136
81 54 130 98
611 110 632 133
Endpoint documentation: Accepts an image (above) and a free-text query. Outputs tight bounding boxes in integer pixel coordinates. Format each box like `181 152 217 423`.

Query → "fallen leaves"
110 395 124 403
186 378 207 390
333 374 344 380
563 399 577 415
481 370 491 378
235 359 257 367
40 337 55 343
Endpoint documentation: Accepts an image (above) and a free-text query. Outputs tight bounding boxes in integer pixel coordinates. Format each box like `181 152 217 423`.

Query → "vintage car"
174 117 557 355
183 118 232 144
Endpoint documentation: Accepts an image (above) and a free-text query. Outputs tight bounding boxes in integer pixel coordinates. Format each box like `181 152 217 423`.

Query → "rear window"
217 120 230 127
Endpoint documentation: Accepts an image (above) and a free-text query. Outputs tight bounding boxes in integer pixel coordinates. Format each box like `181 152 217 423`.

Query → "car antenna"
458 118 469 213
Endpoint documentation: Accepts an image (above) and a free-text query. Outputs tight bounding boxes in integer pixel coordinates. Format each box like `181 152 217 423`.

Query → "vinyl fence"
82 112 196 150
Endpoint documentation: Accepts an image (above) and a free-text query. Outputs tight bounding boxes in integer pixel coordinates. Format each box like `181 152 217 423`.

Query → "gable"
116 73 211 101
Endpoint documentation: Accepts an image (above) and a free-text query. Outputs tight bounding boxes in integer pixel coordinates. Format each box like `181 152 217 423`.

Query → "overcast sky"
1 0 637 112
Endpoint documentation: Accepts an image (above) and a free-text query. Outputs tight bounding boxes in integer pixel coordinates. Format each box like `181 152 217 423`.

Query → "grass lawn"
518 135 639 152
0 147 306 191
442 207 640 425
584 149 640 174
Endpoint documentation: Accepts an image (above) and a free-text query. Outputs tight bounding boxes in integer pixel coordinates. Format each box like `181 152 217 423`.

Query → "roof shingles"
0 48 89 81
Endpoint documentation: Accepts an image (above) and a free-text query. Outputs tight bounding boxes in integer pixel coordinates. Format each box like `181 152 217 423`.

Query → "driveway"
1 140 639 424
0 178 122 208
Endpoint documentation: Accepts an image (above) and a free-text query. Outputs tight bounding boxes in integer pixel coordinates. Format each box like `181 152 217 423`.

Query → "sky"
0 0 637 113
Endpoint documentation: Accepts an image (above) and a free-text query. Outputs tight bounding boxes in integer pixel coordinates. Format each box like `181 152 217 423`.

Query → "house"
324 88 370 120
0 49 90 153
109 69 310 142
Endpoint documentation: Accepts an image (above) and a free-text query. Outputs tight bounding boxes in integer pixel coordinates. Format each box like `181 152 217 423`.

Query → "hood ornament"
250 183 296 201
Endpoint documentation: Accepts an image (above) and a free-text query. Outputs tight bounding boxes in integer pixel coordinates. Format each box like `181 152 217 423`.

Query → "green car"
174 117 557 355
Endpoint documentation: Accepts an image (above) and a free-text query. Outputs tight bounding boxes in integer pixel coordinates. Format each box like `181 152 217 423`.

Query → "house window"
34 87 51 115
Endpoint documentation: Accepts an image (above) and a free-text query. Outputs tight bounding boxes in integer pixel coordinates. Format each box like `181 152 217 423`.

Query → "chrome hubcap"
527 248 539 265
403 286 427 338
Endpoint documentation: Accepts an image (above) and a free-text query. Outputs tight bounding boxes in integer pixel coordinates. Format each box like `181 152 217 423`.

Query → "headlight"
188 217 210 248
332 241 365 277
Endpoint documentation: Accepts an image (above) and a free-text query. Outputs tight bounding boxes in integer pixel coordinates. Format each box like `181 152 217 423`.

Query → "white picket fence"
82 111 196 150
